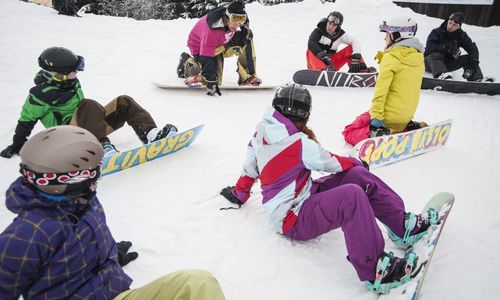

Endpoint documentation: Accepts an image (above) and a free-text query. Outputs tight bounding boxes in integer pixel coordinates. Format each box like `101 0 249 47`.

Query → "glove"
317 51 334 70
462 67 476 81
241 25 253 41
220 186 243 205
117 241 138 267
442 41 460 59
348 53 367 73
0 145 18 159
206 83 221 96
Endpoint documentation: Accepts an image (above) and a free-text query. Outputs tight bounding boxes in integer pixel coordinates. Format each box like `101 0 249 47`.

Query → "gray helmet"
20 125 104 195
272 83 312 121
327 11 343 26
38 47 85 75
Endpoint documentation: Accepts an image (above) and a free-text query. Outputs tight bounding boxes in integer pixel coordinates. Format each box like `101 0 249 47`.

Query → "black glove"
117 241 138 267
317 51 334 69
462 67 476 81
442 41 460 59
241 25 253 42
0 144 18 159
206 83 221 96
220 186 243 205
348 53 367 73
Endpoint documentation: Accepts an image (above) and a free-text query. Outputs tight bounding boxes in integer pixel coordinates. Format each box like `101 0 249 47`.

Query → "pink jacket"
187 15 235 57
342 111 371 146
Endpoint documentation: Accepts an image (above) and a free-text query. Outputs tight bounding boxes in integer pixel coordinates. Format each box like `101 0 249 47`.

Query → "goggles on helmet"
226 11 247 24
379 21 417 34
20 163 101 187
327 15 342 25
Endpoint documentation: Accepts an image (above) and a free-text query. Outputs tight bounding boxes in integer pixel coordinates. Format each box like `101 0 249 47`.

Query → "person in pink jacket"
176 1 261 96
220 83 441 294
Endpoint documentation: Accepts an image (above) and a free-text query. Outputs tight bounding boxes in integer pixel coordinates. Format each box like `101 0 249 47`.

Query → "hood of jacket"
6 176 93 218
381 37 424 67
256 107 300 146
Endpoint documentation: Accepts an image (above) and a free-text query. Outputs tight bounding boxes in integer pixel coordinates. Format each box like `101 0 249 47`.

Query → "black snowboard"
292 69 377 88
421 77 500 96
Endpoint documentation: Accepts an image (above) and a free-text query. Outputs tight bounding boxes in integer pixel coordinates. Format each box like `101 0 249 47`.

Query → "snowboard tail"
351 120 452 169
293 69 377 87
101 124 203 176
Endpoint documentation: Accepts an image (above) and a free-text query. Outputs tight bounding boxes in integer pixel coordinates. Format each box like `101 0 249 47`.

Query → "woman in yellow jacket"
370 17 426 135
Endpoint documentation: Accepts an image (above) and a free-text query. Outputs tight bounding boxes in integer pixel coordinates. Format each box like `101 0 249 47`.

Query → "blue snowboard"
101 124 204 176
380 192 455 299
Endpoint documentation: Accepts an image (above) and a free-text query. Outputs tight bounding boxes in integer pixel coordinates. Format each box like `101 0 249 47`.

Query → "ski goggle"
20 164 101 187
226 11 247 24
327 15 342 25
379 21 417 34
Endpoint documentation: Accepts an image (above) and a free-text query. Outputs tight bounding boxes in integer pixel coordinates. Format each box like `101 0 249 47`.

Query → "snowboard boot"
476 76 495 83
365 251 419 294
176 52 192 78
404 120 428 132
359 66 377 73
101 138 119 157
369 125 390 138
239 75 262 86
145 124 178 144
386 209 440 248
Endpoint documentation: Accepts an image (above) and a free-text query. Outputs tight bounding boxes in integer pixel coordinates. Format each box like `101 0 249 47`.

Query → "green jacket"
370 38 425 132
11 73 85 152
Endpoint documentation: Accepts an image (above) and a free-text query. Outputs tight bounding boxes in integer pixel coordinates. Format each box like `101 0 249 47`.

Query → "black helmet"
272 83 312 121
327 11 343 26
38 47 85 74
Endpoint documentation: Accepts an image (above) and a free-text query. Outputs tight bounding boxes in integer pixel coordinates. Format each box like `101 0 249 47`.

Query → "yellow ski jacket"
370 38 424 132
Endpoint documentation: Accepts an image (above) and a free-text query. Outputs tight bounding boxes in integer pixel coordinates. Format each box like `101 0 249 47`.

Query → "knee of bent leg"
339 184 368 219
161 269 218 285
78 98 105 114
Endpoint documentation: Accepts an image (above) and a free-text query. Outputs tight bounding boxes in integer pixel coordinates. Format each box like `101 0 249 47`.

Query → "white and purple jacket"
233 107 355 234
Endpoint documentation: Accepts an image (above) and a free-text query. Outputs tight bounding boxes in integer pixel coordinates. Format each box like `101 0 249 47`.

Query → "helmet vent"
42 136 50 141
72 163 80 168
80 157 89 162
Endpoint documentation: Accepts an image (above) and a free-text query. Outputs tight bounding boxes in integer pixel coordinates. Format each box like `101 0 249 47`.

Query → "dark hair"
227 1 246 15
449 12 465 25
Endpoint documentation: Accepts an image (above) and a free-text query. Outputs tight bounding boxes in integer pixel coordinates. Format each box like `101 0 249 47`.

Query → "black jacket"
308 18 346 56
424 20 479 62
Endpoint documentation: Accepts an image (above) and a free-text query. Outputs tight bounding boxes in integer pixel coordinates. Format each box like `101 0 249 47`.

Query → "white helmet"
379 17 418 41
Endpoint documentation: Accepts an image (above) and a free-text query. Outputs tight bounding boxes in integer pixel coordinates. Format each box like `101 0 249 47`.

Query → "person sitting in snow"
424 12 493 82
0 125 226 300
220 83 440 294
342 17 427 146
0 46 178 159
176 1 261 96
307 11 374 73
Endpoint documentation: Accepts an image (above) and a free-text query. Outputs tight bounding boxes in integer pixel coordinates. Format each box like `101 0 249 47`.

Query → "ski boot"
386 209 440 248
365 251 419 294
145 124 178 144
101 138 119 157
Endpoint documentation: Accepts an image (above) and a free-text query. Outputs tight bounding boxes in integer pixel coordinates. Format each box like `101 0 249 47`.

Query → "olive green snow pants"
70 95 157 144
114 269 225 300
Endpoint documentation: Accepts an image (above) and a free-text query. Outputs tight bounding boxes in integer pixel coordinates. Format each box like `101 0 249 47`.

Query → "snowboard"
292 69 377 88
351 119 452 169
421 77 500 96
153 82 277 90
101 124 203 176
380 192 455 299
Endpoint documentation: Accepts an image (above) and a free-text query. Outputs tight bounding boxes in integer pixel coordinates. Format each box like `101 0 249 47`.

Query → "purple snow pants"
284 166 406 281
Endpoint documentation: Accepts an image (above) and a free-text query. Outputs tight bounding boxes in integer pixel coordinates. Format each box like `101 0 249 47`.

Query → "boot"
386 209 440 248
365 251 419 294
239 75 262 86
101 138 119 157
404 120 428 132
145 124 178 144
